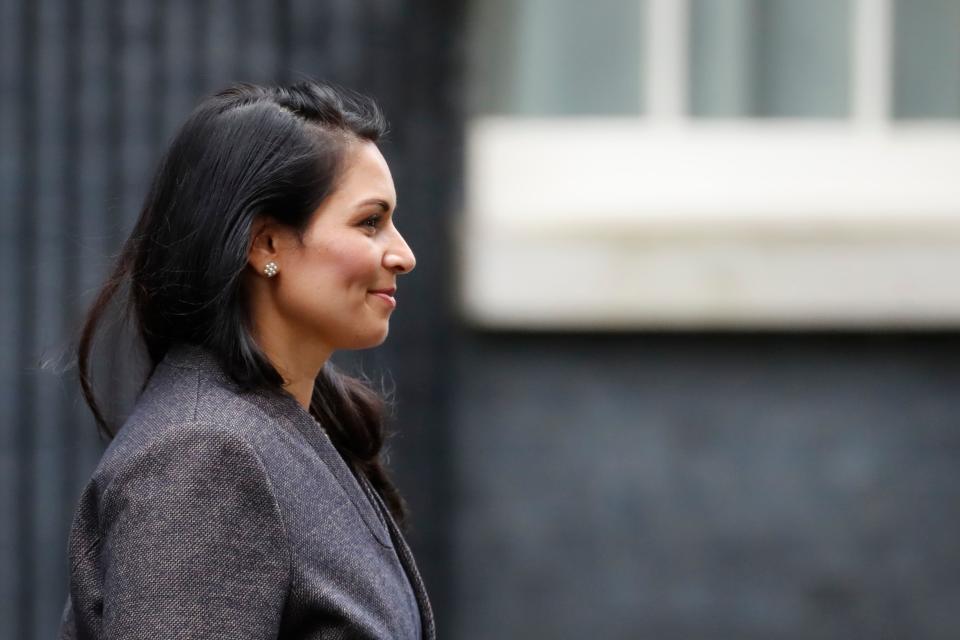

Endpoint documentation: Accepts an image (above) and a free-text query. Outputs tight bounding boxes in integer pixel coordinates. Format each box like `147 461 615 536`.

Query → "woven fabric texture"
58 343 434 639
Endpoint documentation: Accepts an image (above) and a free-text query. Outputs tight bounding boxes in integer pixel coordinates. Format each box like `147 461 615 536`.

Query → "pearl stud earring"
264 261 279 277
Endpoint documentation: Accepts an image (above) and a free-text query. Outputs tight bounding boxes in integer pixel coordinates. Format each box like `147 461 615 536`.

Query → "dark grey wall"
0 1 461 638
453 332 960 639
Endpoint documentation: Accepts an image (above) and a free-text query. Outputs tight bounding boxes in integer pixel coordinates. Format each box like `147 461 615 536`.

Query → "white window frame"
459 0 960 329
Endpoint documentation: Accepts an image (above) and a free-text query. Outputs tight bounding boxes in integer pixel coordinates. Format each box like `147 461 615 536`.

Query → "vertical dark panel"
120 0 157 239
147 0 166 152
13 0 39 637
238 0 281 83
101 0 126 431
207 0 242 83
275 0 293 83
189 0 211 97
162 0 200 137
74 0 111 490
286 0 335 82
110 0 149 426
104 0 124 249
58 0 83 604
324 0 363 80
0 0 22 633
32 0 70 634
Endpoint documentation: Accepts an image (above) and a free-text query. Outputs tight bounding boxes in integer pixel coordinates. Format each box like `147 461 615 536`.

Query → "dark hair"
76 81 410 528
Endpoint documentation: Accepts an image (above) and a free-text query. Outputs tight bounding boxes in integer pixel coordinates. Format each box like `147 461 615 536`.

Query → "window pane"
690 0 850 118
466 0 644 116
894 0 960 119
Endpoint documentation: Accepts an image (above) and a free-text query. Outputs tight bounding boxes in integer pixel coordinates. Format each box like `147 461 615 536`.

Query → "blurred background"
2 0 960 638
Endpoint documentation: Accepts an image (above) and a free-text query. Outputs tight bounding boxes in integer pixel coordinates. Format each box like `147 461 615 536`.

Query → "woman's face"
254 139 415 354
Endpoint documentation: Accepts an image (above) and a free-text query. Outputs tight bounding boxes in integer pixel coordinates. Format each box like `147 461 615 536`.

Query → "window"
690 0 850 118
894 0 960 118
461 0 960 329
467 0 644 116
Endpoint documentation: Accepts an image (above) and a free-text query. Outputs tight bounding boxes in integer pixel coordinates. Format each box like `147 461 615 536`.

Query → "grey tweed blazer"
58 343 435 639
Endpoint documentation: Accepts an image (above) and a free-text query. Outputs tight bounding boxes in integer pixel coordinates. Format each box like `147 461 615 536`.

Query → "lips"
369 287 397 309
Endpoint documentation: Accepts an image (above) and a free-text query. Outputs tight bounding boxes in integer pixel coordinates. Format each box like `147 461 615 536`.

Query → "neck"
252 328 332 411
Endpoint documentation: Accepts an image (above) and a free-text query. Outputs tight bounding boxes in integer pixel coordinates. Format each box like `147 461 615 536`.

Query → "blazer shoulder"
99 418 283 515
97 360 272 475
73 419 292 638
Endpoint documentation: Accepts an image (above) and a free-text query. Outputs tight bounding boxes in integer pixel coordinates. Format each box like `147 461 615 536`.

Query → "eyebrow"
356 197 394 213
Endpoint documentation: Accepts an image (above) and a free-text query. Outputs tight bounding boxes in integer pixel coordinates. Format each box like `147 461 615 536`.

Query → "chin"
371 327 390 347
350 325 390 350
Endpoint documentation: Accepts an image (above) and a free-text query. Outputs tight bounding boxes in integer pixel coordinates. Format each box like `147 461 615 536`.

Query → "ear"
247 216 282 272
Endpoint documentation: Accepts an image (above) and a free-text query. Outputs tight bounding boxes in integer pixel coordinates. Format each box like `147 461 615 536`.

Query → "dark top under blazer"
58 343 435 640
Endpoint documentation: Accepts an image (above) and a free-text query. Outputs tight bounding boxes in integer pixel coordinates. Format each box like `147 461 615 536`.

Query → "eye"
360 214 382 230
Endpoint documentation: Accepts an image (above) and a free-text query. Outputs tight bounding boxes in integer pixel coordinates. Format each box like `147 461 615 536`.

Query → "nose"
383 229 416 274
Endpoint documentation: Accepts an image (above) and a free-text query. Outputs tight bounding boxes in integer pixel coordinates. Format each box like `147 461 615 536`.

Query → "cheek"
326 244 379 286
300 243 377 298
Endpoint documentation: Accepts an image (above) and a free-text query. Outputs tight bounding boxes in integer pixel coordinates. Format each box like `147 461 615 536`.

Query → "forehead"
335 140 395 200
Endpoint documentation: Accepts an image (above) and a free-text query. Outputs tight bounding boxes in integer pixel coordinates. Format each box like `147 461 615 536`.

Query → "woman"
58 81 434 639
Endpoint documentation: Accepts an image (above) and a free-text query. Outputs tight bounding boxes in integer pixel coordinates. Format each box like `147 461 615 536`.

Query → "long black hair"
76 81 410 527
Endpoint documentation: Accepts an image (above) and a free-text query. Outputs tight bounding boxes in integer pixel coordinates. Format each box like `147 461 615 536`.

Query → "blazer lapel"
278 404 436 638
280 408 396 549
360 473 437 640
